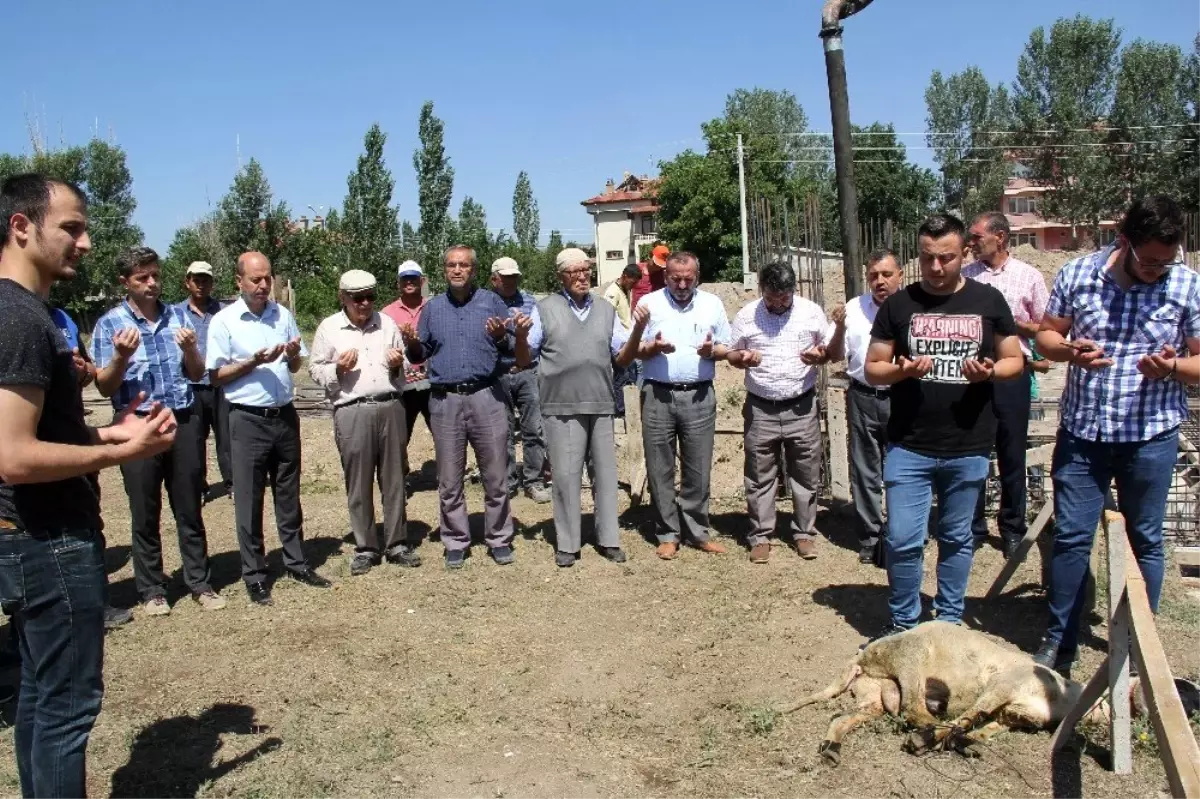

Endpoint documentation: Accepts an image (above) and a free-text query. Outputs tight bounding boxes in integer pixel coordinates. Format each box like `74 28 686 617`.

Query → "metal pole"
822 26 863 301
737 133 751 289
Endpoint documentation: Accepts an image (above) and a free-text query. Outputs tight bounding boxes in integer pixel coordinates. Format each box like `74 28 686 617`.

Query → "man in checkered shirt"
1034 195 1200 675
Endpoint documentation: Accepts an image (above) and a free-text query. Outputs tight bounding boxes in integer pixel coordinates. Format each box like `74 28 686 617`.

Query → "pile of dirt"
1010 244 1092 287
702 281 759 322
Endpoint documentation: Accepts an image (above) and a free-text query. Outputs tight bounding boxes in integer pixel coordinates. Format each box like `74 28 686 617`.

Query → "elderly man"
490 256 550 503
727 260 840 563
964 212 1050 558
401 245 532 569
206 251 331 605
381 260 431 477
637 250 733 559
92 245 223 616
865 214 1023 641
827 249 904 565
527 248 648 566
310 270 416 575
175 261 234 504
1034 195 1200 676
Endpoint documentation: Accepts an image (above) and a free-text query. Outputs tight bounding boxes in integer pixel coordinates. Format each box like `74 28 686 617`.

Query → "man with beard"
0 173 177 797
92 246 224 616
1033 195 1200 676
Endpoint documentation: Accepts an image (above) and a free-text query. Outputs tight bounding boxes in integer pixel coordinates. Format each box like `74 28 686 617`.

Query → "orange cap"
651 245 670 267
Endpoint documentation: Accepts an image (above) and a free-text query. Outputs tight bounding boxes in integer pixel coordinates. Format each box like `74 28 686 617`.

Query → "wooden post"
826 381 851 503
985 442 1058 597
623 384 646 505
1105 511 1132 774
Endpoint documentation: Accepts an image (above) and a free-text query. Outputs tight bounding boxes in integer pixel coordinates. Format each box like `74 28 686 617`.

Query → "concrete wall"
595 209 632 285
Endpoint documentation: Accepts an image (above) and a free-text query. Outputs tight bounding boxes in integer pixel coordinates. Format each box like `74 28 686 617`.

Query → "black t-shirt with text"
0 279 102 531
870 279 1016 457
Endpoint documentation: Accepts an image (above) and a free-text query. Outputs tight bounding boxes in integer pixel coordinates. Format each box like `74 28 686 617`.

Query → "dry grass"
0 364 1197 798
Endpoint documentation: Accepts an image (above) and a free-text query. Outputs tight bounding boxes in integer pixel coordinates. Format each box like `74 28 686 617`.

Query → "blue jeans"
1045 427 1177 658
0 527 106 798
884 446 989 628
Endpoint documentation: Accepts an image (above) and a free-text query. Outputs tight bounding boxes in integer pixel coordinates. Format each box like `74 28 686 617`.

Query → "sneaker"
860 621 910 651
143 596 170 617
791 538 818 560
555 551 577 568
490 545 515 566
749 542 770 563
524 483 552 504
597 546 627 564
350 553 377 576
385 546 422 568
104 605 133 629
445 549 466 570
194 590 227 611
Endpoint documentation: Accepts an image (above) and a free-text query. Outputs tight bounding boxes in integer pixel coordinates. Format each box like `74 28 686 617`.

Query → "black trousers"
193 385 233 489
118 406 212 599
973 365 1032 544
402 388 431 473
229 405 307 585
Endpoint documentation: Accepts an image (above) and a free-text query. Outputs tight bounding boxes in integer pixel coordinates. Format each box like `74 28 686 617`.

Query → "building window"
1012 232 1038 249
640 215 656 234
1007 197 1038 215
1097 229 1117 246
605 250 624 261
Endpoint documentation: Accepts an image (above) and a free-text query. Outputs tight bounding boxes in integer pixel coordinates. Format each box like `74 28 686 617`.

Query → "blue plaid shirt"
1047 246 1200 443
411 288 513 385
91 300 196 412
493 289 542 369
174 298 224 385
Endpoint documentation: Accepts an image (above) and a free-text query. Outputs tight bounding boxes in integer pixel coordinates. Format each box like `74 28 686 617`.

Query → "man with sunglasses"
311 270 414 576
1033 195 1200 676
382 261 431 480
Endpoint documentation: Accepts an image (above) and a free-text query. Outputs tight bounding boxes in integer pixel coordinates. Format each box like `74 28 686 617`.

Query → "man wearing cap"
631 244 670 311
310 270 417 575
175 261 234 504
382 260 431 477
400 245 533 569
528 248 648 566
490 256 550 503
207 251 331 605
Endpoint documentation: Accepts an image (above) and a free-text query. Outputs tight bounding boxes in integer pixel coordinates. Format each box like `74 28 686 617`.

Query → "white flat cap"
186 261 214 276
339 269 377 292
491 256 521 276
555 247 591 269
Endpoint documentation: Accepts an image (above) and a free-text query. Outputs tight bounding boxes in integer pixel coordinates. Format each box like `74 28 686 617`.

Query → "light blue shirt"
205 298 308 407
528 291 629 355
639 288 731 383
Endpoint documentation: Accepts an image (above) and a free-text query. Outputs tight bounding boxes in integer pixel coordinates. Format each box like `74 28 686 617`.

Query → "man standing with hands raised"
206 251 331 606
865 214 1023 641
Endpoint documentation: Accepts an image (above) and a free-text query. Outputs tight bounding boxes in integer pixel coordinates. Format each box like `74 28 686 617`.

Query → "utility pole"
737 133 751 289
820 0 875 301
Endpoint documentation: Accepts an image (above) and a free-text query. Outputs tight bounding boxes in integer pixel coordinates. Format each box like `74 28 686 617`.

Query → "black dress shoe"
247 582 273 606
1033 639 1074 676
286 567 332 588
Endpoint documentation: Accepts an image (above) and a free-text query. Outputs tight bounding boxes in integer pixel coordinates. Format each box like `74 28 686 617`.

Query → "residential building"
581 173 660 285
1003 178 1117 250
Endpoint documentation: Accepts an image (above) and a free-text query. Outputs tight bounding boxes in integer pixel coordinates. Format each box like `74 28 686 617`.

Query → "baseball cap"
397 260 424 278
555 247 592 270
651 245 670 268
186 261 214 277
339 269 377 293
491 256 521 276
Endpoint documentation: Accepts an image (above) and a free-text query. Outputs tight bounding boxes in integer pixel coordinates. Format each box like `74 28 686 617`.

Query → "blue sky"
3 0 1196 253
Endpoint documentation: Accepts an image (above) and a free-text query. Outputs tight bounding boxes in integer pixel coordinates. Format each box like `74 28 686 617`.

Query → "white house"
581 173 660 286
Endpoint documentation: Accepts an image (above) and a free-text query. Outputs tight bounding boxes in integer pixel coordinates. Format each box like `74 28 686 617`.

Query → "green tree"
1176 35 1200 209
849 123 939 230
656 150 742 281
413 101 454 266
512 171 540 249
454 196 492 286
342 123 400 291
924 66 1013 217
216 158 292 267
161 214 230 302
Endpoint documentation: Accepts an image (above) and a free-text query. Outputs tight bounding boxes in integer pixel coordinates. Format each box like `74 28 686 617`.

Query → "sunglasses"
347 293 376 303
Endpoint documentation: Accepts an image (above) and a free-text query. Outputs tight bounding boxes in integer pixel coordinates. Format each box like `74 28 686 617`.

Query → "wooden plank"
827 386 851 503
1174 547 1200 570
1051 652 1113 751
1105 513 1132 774
986 499 1054 598
1025 443 1056 468
1125 528 1200 799
623 384 646 506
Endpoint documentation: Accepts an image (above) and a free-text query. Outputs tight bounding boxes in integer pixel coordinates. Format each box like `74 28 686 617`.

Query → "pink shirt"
730 296 834 400
962 255 1048 356
381 297 428 385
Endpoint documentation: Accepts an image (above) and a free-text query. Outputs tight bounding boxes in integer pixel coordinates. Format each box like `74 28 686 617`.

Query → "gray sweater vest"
536 294 616 416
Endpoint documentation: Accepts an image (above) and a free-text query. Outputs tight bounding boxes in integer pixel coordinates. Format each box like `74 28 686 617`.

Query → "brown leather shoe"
694 540 726 554
749 542 770 563
791 538 818 559
656 541 679 560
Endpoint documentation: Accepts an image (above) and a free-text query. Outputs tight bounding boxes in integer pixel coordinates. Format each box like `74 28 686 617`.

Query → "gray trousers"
743 390 822 545
544 414 620 553
848 385 890 547
333 399 408 555
500 369 546 489
229 406 307 585
430 384 513 551
641 382 716 543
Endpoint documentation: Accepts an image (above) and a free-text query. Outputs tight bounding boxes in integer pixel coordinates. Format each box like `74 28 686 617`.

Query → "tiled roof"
582 189 656 206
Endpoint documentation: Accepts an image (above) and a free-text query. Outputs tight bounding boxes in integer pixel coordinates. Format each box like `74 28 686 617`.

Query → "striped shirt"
963 255 1048 357
174 298 224 385
91 300 196 412
731 296 834 399
410 288 513 385
1047 246 1200 443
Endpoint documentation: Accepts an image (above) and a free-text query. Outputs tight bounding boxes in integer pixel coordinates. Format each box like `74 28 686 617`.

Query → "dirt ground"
1 351 1198 799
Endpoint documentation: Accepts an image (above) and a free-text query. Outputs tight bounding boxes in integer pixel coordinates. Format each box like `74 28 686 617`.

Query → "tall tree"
512 171 540 249
342 123 400 290
161 214 229 302
924 66 1013 217
1176 35 1200 210
413 101 454 266
850 123 939 231
216 158 291 267
656 150 742 281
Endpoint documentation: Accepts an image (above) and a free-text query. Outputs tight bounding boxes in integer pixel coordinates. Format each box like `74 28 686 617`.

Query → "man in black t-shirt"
0 174 178 798
864 213 1023 642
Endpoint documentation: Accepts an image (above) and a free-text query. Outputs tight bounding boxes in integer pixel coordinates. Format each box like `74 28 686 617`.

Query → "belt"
431 377 496 396
507 363 538 374
134 405 194 420
337 392 401 408
747 387 814 406
192 384 216 391
849 380 890 399
646 379 712 391
230 402 294 419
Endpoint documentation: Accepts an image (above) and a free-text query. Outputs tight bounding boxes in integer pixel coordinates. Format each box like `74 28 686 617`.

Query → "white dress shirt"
637 288 732 384
844 293 882 387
